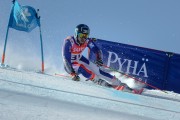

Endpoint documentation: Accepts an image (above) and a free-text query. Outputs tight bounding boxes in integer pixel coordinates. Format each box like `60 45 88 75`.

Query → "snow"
0 66 180 120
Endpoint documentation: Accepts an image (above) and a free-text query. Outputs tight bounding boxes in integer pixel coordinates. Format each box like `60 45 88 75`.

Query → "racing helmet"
74 24 90 39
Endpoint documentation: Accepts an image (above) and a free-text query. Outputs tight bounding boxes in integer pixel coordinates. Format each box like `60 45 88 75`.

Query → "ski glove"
71 72 80 81
95 59 103 66
89 38 97 42
72 75 80 81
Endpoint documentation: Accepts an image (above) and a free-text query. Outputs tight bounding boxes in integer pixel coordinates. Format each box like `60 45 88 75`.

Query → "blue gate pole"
37 9 44 73
1 0 15 65
1 27 10 65
39 26 44 73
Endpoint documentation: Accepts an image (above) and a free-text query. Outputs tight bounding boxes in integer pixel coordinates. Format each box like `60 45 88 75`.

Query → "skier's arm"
62 39 75 74
87 39 103 65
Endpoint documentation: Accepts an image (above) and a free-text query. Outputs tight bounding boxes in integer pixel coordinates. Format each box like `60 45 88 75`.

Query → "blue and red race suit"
62 36 121 85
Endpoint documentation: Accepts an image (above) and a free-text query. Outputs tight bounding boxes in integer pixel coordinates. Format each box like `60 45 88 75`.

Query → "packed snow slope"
0 67 180 120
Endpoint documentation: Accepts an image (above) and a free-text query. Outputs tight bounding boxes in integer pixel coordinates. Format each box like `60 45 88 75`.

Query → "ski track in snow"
0 67 180 120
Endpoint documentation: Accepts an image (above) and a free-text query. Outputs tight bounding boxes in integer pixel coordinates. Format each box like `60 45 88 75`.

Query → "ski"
132 88 144 95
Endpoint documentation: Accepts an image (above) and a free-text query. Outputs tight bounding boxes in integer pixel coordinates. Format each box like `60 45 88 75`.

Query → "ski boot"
132 88 144 94
114 83 133 92
114 83 144 94
93 78 112 87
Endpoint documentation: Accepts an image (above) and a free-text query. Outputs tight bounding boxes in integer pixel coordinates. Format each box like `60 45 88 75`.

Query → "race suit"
62 36 121 85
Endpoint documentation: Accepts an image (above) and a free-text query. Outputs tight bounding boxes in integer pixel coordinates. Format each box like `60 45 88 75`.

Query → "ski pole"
100 64 168 93
55 73 91 81
55 73 72 78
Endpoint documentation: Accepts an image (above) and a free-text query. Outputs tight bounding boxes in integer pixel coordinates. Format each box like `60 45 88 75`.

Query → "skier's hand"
95 59 103 66
71 73 80 81
72 75 80 81
89 38 97 42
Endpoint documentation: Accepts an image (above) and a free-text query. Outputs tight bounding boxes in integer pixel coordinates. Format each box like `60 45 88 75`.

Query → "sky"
0 0 180 72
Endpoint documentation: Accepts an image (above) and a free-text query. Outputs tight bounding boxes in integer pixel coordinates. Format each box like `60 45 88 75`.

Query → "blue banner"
8 1 40 32
89 39 180 93
166 54 180 92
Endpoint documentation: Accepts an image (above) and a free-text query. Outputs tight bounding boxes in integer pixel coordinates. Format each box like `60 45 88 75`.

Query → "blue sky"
0 0 180 72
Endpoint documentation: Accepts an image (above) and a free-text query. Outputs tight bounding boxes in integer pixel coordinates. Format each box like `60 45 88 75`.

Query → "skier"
62 24 143 94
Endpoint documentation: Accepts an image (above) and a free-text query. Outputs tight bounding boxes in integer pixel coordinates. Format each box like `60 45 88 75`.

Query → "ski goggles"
78 33 89 39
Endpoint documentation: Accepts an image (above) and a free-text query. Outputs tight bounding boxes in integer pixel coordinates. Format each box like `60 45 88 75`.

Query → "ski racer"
62 24 143 94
